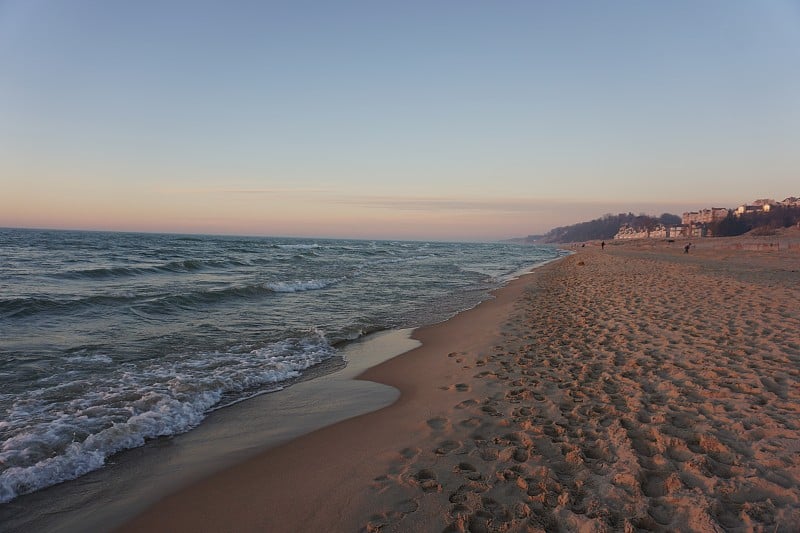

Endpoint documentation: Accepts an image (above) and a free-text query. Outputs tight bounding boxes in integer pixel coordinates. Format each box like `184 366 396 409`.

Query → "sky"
1 1 799 241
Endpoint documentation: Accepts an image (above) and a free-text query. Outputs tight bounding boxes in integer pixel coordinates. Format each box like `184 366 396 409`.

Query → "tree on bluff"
659 213 681 225
711 211 749 237
541 212 678 243
762 205 800 228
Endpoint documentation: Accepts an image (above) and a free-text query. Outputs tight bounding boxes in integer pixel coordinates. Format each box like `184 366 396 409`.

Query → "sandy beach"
122 234 800 532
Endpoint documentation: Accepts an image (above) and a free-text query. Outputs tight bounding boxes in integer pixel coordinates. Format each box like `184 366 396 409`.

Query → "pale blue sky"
1 1 798 239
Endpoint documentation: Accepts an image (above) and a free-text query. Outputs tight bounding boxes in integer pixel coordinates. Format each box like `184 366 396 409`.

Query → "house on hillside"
682 208 728 226
735 203 772 216
681 208 727 237
614 224 647 239
613 223 683 240
735 197 800 215
781 197 800 207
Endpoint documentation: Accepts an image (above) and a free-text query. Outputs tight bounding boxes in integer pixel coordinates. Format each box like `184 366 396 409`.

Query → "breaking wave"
0 332 336 503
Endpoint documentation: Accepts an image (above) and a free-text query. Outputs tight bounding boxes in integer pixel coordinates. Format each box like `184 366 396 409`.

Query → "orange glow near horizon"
0 182 721 241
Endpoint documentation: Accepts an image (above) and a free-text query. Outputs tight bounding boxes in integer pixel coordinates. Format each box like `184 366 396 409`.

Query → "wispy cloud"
334 195 565 213
332 195 688 215
220 188 332 194
157 186 332 195
154 186 695 221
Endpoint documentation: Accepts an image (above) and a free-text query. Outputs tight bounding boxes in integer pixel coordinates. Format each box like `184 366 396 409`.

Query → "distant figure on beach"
601 241 605 250
684 243 691 254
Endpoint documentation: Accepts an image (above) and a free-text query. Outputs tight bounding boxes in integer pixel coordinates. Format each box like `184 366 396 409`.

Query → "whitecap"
275 243 320 250
0 331 337 504
266 279 340 292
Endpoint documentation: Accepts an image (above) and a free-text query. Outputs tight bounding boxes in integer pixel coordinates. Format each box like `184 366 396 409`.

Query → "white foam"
0 331 336 503
266 278 340 292
65 353 113 364
369 254 434 266
276 243 320 249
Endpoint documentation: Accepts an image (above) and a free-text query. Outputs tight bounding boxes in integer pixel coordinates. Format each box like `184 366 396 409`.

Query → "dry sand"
121 238 800 532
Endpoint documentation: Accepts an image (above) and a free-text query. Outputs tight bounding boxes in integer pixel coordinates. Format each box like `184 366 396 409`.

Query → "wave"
150 278 342 309
369 254 434 266
0 294 138 319
0 332 336 504
275 243 320 250
129 285 276 316
2 277 342 319
346 254 435 275
55 259 249 280
57 265 155 279
64 353 114 364
292 252 320 260
265 278 342 293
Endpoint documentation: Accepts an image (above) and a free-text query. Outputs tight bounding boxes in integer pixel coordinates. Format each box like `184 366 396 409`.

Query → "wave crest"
265 278 341 293
0 332 336 503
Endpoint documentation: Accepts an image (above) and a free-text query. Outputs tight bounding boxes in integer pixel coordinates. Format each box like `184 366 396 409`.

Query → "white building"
735 204 772 216
682 208 728 226
613 224 683 240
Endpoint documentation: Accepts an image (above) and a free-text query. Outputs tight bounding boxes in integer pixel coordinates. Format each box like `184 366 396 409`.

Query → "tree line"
540 213 680 243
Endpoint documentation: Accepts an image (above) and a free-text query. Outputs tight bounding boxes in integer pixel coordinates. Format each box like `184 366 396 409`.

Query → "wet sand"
122 236 800 532
1 330 419 532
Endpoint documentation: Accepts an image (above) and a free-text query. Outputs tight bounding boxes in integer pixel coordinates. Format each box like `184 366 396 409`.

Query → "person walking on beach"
601 241 605 250
684 243 691 254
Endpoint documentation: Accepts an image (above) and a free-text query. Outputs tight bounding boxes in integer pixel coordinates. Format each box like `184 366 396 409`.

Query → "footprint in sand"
456 462 477 473
478 446 500 461
441 383 471 392
413 469 441 493
399 447 421 459
434 440 462 455
394 498 419 514
512 447 529 462
427 417 450 430
641 471 682 498
363 499 419 532
647 501 676 526
459 417 482 428
455 399 478 409
364 511 401 532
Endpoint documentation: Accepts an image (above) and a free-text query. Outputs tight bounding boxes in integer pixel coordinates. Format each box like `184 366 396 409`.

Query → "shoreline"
119 259 560 531
122 241 799 531
1 255 560 532
0 329 420 532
